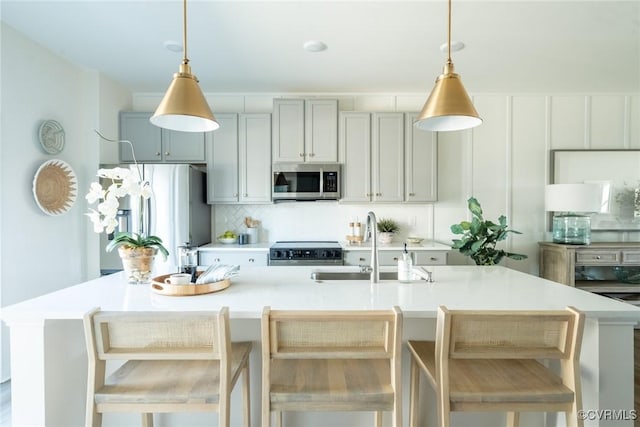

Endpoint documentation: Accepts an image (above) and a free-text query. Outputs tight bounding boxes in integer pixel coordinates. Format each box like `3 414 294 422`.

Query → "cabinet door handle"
359 257 366 262
595 255 601 259
299 153 304 157
393 257 398 261
155 152 161 156
309 153 315 157
430 257 438 261
244 193 248 197
165 152 170 156
409 192 415 196
234 193 238 197
376 193 382 196
214 258 221 262
248 258 255 263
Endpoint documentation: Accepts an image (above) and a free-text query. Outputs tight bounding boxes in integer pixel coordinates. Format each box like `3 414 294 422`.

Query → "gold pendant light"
150 0 219 132
414 0 482 132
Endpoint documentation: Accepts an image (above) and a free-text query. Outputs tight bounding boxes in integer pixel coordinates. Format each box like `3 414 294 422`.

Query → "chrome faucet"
366 211 380 283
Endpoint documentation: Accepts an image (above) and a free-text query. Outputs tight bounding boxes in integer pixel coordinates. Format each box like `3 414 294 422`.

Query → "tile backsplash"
213 203 435 243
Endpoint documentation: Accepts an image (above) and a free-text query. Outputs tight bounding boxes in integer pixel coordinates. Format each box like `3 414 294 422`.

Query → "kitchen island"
3 265 639 427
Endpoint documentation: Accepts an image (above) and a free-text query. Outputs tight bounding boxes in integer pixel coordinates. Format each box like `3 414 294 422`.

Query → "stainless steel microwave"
272 163 341 201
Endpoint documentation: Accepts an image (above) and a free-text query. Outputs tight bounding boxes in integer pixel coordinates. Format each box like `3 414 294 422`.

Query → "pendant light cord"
447 0 452 64
182 0 189 64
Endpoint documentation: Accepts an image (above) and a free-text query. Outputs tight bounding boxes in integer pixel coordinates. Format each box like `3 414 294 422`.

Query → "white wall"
0 22 131 381
137 92 640 275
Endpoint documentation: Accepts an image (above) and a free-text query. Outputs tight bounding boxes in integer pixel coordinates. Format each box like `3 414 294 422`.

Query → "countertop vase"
378 232 394 245
118 246 157 284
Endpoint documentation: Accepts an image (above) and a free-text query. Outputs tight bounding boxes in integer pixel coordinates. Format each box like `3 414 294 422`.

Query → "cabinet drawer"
622 251 640 265
199 251 267 267
344 251 370 266
575 250 620 266
416 251 448 266
344 250 448 266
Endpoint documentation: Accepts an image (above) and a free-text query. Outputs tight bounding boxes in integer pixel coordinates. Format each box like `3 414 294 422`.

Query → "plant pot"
118 246 157 284
378 232 394 245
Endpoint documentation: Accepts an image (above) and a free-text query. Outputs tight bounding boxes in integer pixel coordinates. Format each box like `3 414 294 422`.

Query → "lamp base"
552 214 591 245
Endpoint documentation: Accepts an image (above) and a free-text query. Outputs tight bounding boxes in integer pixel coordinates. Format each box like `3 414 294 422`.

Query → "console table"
538 242 640 305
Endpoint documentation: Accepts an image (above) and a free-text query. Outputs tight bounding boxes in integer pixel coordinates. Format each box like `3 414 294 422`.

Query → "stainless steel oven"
269 241 343 266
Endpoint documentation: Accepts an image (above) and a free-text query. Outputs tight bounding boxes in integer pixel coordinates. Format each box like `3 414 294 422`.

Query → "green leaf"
499 215 507 227
471 238 487 252
450 224 464 234
506 253 528 260
468 197 483 220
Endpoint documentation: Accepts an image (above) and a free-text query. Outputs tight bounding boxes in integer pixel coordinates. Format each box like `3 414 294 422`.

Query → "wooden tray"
150 274 231 296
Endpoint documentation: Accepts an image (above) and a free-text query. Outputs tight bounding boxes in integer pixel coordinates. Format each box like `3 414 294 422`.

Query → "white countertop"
3 265 639 324
198 241 451 252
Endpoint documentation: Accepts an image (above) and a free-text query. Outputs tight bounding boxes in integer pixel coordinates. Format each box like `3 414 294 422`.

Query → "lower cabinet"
344 250 448 266
198 250 268 267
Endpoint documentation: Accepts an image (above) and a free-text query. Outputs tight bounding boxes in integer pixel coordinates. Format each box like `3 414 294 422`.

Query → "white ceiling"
1 1 639 94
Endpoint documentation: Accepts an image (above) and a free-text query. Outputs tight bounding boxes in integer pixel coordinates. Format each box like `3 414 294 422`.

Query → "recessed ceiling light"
303 40 328 53
163 40 183 53
439 41 465 53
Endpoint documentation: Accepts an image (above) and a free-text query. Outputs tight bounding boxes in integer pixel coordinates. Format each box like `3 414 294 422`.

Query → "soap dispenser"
398 243 414 283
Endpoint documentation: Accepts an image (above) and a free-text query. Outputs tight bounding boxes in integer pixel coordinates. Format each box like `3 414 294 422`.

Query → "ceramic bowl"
217 237 237 244
406 237 424 245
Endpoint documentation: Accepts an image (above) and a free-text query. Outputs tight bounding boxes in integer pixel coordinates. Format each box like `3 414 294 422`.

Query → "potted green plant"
86 166 169 283
450 197 527 265
377 217 399 244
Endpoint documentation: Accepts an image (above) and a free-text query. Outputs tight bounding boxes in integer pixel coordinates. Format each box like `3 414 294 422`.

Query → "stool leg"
506 412 519 427
276 411 283 427
141 413 153 427
242 363 251 427
409 357 420 427
375 411 383 427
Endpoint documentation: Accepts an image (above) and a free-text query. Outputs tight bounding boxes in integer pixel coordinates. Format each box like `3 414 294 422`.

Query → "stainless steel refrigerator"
100 164 211 274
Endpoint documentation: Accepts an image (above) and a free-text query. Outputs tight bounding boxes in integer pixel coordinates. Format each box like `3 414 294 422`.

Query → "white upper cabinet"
339 112 404 203
272 99 338 163
207 113 271 204
405 112 438 202
239 114 272 203
119 111 207 163
207 114 239 203
372 113 404 203
339 112 371 203
340 112 437 204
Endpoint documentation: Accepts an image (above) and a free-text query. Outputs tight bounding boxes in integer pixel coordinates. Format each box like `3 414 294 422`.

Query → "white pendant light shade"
414 62 482 132
151 62 219 132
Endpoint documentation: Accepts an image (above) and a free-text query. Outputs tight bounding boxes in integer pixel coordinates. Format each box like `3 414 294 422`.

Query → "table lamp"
545 183 603 245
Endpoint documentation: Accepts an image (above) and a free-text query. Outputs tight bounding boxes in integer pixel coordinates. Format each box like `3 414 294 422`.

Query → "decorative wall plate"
32 159 77 215
38 120 65 154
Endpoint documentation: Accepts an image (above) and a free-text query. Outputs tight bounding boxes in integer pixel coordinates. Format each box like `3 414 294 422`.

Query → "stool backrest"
437 306 584 361
85 308 230 361
263 306 402 360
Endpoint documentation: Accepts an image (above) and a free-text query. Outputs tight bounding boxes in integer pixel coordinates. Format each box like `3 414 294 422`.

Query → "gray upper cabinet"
119 112 207 163
405 113 438 202
207 113 271 204
339 111 437 203
272 99 338 163
340 112 404 203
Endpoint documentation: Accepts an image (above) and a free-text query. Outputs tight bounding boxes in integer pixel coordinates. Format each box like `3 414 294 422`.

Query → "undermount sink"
310 270 399 281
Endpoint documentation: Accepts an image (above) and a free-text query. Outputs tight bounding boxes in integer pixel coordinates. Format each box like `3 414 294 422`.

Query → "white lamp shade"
545 183 603 213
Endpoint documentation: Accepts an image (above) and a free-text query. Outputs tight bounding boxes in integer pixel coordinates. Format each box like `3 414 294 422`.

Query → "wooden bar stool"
83 307 252 427
261 306 402 427
407 305 585 427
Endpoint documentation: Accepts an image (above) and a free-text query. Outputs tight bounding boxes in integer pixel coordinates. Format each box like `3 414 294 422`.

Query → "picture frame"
550 149 640 231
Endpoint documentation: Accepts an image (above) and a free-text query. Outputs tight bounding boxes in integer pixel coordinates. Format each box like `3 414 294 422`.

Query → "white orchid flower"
98 167 131 180
86 210 104 233
103 217 118 234
85 182 105 204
